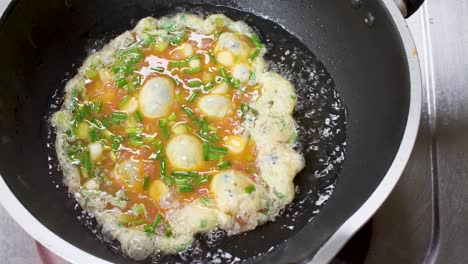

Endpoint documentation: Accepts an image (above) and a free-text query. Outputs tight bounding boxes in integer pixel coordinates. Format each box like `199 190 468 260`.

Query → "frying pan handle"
394 0 426 18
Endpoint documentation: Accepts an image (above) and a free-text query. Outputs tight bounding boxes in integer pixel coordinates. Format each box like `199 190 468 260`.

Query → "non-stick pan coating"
0 0 410 263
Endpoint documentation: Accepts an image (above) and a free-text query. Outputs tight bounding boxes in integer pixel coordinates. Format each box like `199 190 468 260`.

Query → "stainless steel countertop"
1 0 467 263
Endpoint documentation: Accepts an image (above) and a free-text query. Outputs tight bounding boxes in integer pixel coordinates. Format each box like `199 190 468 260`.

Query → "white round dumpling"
252 115 296 146
256 144 305 204
166 134 203 170
115 160 142 189
215 32 251 63
251 72 297 115
168 203 232 235
198 95 233 118
138 77 175 118
232 64 250 83
210 170 266 216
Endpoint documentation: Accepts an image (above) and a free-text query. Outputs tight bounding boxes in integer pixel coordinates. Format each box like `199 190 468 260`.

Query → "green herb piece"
160 158 167 175
162 175 174 187
69 88 79 113
168 112 177 121
217 161 232 170
129 138 144 147
153 145 164 160
175 178 189 185
132 219 146 226
192 117 204 128
249 35 263 48
172 171 190 178
245 184 256 194
250 48 261 61
240 103 249 117
188 81 202 88
169 33 187 46
182 67 201 74
132 203 145 216
187 54 202 61
249 70 256 82
115 76 128 87
158 119 170 139
200 196 211 206
274 190 286 200
90 119 104 129
119 96 131 109
143 176 150 190
208 52 217 64
200 219 207 229
197 131 211 142
85 69 99 80
178 185 193 193
165 223 173 237
102 115 111 128
208 145 228 155
203 82 214 91
89 129 98 142
81 150 92 172
125 127 143 134
169 61 187 68
151 66 165 73
194 175 209 186
111 112 128 125
134 110 144 123
152 214 163 228
140 35 155 47
143 224 154 233
181 105 195 116
203 144 210 161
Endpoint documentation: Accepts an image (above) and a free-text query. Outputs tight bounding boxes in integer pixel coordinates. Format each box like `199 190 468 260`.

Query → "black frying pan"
0 0 423 263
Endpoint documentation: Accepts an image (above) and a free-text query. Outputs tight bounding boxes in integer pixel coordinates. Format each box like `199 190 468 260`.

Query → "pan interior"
43 3 345 263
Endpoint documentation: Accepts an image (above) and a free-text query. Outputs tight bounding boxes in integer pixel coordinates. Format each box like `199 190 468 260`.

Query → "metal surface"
366 0 468 263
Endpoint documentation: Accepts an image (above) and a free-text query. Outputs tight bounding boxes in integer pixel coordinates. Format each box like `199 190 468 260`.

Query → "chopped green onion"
169 61 187 68
153 145 164 160
143 176 150 190
171 171 190 178
249 70 256 82
168 33 187 46
89 129 98 142
162 175 174 187
200 219 207 229
208 145 228 155
250 48 261 61
168 112 177 121
178 185 193 193
245 184 256 194
203 82 214 91
194 175 209 186
240 103 249 117
140 35 155 47
200 196 211 206
115 77 128 87
203 144 210 161
197 131 212 142
175 178 189 185
187 91 200 103
182 67 201 74
85 69 99 80
152 214 163 228
129 138 144 147
151 66 165 73
181 105 194 116
188 81 202 88
132 203 145 215
90 119 104 129
111 112 128 124
102 115 111 128
158 119 170 139
249 35 263 48
192 117 204 128
208 52 217 64
143 225 154 233
187 54 202 61
82 150 92 172
165 223 173 237
132 219 146 226
125 127 143 134
134 110 143 123
118 96 131 109
160 158 167 175
219 67 228 79
217 161 232 170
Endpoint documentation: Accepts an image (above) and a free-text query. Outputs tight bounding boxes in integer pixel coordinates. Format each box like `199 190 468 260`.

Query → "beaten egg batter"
52 13 304 260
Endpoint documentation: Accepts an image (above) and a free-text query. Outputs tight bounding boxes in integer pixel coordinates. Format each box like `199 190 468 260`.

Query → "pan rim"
309 0 423 263
0 0 422 263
